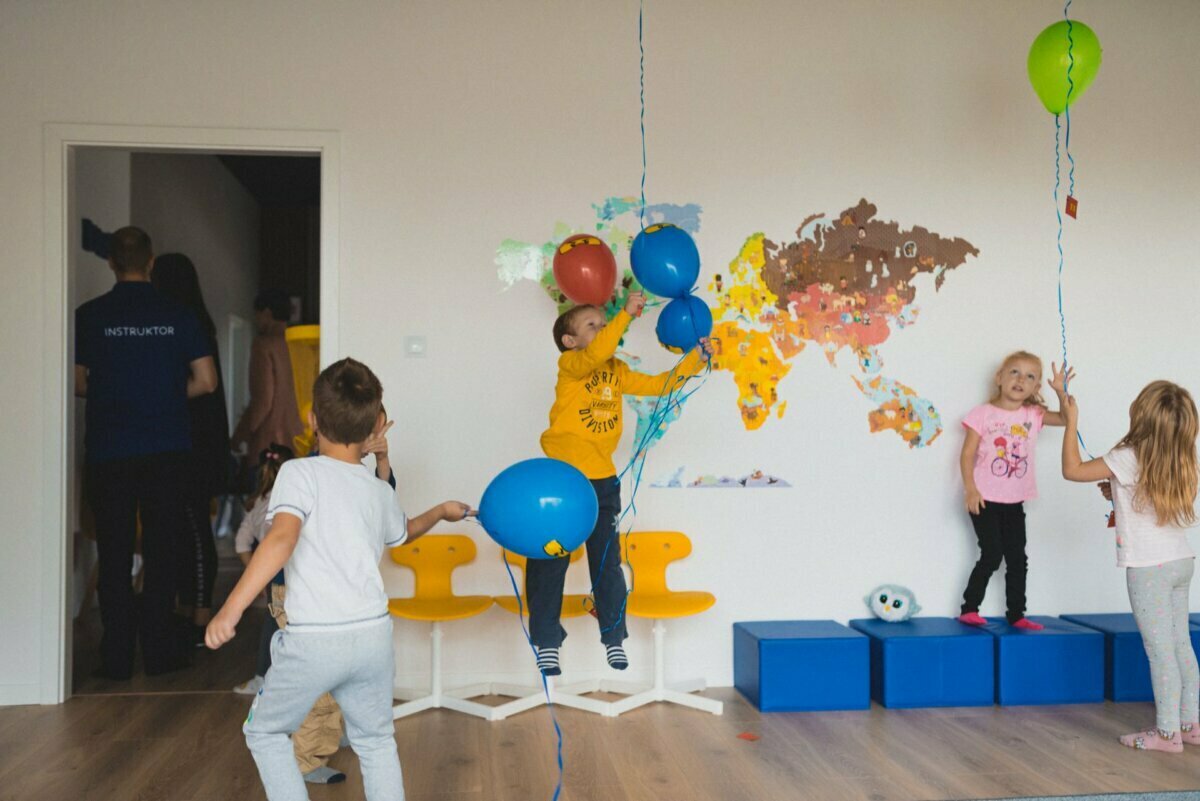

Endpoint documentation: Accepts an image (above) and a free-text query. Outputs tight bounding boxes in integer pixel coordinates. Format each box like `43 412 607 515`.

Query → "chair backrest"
389 534 476 600
499 547 585 575
622 531 692 595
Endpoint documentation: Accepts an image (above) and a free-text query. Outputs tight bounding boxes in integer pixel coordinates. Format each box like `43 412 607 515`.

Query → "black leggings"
178 493 217 611
961 501 1028 623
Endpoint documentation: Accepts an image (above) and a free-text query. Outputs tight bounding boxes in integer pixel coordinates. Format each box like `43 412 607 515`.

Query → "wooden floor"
31 547 1200 801
4 689 1200 801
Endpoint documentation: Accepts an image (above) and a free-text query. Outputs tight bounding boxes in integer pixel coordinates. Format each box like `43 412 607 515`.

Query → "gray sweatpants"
244 617 403 801
1127 557 1200 733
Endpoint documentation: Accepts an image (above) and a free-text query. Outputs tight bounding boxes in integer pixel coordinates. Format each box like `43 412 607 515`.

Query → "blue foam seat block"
733 620 869 712
1061 613 1200 702
984 616 1104 705
848 617 995 708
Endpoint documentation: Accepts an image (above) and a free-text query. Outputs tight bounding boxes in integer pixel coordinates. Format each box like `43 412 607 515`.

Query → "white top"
267 456 408 629
234 495 270 554
1103 446 1194 569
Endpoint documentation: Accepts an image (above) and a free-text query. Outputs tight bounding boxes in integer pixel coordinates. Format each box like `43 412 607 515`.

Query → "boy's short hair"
552 305 598 353
312 358 383 444
109 226 153 274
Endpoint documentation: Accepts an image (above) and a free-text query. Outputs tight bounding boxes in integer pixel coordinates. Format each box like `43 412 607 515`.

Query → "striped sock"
606 644 628 670
535 646 561 676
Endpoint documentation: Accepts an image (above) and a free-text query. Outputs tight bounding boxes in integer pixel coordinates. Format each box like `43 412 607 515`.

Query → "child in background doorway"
1062 380 1199 753
957 352 1073 630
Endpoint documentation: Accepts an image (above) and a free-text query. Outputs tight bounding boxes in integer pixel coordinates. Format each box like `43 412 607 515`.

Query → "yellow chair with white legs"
599 531 723 716
387 535 496 720
485 549 610 719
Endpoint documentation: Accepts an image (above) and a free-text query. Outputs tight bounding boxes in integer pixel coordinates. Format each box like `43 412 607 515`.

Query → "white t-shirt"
1102 446 1194 569
234 495 270 554
267 456 408 629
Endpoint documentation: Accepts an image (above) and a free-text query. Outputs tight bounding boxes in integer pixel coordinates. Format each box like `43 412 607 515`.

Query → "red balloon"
552 235 617 306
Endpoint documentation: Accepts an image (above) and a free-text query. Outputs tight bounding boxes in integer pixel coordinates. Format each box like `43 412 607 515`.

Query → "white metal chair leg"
392 622 497 721
599 620 722 717
482 674 612 720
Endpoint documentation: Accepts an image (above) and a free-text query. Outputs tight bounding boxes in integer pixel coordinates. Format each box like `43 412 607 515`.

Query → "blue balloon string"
638 0 647 231
501 554 564 801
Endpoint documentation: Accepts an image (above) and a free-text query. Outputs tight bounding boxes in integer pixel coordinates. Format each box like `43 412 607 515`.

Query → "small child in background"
957 352 1073 630
1062 380 1199 753
232 444 296 697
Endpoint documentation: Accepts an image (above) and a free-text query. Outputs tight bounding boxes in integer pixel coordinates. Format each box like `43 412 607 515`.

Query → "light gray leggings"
1127 557 1200 733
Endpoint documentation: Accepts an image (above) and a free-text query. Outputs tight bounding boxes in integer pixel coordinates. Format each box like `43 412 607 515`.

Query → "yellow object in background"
285 325 320 455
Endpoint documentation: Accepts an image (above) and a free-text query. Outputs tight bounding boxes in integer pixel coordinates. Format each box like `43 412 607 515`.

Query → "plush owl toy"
865 584 921 622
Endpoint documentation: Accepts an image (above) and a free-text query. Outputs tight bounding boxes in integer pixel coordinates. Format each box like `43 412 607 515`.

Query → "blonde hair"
1116 381 1198 528
990 351 1048 409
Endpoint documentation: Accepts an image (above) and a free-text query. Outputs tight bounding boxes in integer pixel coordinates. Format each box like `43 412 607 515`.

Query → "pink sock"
1011 617 1044 631
1119 728 1183 753
957 612 986 626
1182 723 1200 745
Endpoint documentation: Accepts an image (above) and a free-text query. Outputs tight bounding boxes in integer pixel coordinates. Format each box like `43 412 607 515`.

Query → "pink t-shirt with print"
963 403 1046 504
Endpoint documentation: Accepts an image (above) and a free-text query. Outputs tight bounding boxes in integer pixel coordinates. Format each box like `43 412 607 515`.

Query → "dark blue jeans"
525 477 628 647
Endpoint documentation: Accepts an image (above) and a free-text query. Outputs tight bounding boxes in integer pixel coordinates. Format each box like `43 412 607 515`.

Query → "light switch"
404 336 426 357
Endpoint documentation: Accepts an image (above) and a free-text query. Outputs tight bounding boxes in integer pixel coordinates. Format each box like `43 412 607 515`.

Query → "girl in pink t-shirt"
957 351 1073 630
1062 381 1199 753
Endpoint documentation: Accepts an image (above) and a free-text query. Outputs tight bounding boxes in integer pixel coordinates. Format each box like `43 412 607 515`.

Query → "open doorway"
41 125 339 703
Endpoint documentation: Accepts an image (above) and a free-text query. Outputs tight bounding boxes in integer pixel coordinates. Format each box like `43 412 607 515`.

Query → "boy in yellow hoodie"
531 291 710 674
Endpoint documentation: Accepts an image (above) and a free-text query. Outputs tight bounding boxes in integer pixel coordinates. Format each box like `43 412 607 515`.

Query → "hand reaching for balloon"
1048 362 1076 397
698 337 714 359
363 419 394 479
624 291 646 318
440 501 475 523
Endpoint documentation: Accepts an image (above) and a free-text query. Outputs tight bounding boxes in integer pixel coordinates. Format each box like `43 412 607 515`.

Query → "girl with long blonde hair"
1062 380 1199 753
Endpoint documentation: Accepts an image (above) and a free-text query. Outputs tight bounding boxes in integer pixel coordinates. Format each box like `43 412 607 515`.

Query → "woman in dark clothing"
152 253 231 635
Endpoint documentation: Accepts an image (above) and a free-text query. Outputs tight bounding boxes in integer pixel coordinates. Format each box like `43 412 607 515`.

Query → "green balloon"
1027 20 1102 115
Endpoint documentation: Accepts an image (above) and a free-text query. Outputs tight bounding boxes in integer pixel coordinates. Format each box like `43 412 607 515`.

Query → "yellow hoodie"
540 310 707 479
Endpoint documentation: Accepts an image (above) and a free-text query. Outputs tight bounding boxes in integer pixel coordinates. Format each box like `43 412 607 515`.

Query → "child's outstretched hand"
624 291 646 318
205 608 241 650
964 486 986 515
698 337 714 359
363 419 394 478
1063 394 1079 425
1048 362 1076 396
441 501 475 522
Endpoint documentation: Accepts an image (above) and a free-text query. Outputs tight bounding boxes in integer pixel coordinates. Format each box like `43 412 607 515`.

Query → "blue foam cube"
985 616 1104 705
1062 613 1200 702
733 620 869 712
848 617 995 708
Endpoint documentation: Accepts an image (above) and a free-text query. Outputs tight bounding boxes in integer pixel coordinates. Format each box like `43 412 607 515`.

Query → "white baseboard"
0 683 43 707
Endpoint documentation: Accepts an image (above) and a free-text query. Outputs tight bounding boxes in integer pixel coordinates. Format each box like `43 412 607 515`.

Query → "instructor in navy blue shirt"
75 226 219 679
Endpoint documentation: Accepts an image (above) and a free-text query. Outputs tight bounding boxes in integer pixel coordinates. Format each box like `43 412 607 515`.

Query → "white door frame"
41 123 340 703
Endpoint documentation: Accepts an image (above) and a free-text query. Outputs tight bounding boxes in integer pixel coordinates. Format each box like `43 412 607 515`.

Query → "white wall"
2 1 1198 702
131 152 260 422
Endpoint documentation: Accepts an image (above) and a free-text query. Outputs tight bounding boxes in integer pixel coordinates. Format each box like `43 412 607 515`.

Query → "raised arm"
1060 396 1114 482
558 311 634 379
620 347 708 396
1043 362 1075 427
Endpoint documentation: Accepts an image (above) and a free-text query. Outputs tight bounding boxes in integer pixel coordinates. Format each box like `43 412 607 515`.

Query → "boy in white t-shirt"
207 358 471 800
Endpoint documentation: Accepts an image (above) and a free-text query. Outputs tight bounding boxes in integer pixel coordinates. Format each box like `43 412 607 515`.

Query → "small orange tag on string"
737 732 761 742
1107 510 1116 528
1065 196 1078 219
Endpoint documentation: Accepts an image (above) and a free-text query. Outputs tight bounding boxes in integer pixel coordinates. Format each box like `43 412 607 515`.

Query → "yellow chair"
387 535 496 720
493 549 590 618
284 324 319 455
483 549 611 719
601 531 723 716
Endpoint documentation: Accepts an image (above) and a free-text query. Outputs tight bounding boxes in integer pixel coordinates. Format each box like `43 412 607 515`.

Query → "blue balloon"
656 294 713 352
631 223 700 299
477 458 598 559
